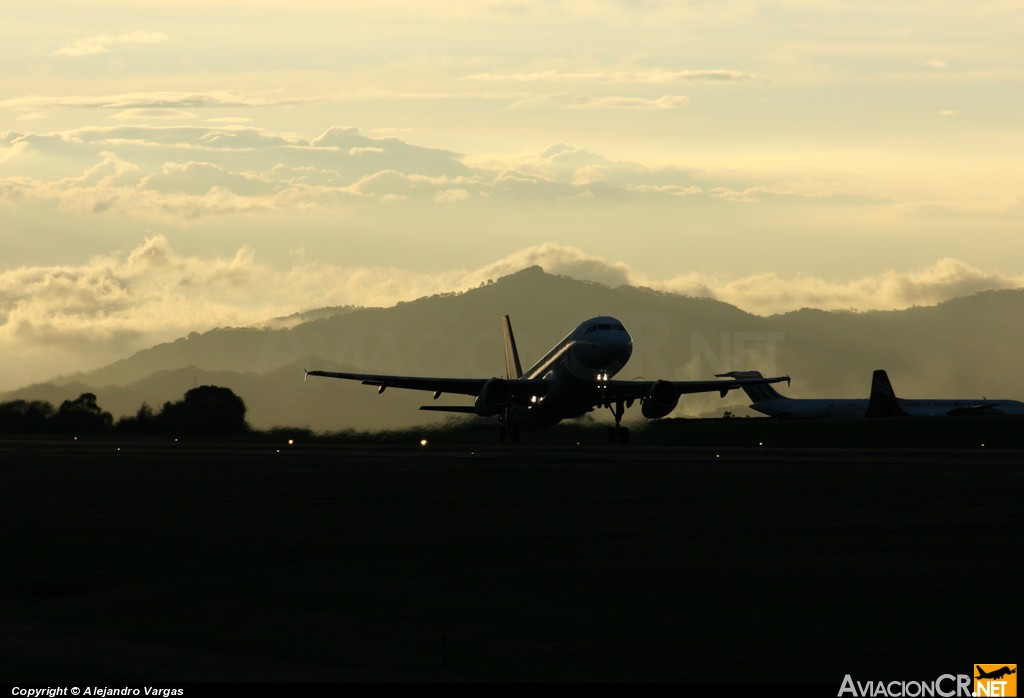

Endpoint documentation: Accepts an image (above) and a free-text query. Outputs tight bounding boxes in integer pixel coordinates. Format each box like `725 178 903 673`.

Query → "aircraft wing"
304 370 547 400
600 374 791 401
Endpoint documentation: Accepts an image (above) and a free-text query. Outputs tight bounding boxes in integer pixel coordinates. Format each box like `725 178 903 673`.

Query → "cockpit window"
585 322 626 334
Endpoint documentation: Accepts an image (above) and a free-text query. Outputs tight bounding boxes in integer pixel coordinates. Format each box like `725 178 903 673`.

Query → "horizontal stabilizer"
716 370 789 402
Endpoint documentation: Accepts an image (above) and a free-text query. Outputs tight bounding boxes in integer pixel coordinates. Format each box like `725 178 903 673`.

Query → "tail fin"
717 371 787 402
502 315 523 379
866 369 907 417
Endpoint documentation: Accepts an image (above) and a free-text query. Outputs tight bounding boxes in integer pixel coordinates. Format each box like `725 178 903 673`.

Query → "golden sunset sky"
2 0 1023 388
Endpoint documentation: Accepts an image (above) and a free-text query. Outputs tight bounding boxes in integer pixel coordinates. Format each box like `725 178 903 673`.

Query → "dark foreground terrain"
1 435 1020 683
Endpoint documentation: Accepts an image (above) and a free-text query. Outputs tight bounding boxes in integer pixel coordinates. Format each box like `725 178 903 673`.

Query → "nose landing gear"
606 399 630 444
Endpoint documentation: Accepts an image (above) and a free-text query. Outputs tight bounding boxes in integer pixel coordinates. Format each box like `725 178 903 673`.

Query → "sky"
2 0 1023 390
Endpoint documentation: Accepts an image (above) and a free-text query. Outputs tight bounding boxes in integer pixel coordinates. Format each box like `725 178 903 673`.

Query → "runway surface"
1 439 1020 683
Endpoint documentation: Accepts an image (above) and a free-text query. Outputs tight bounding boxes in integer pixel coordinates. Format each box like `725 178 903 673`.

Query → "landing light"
420 439 428 447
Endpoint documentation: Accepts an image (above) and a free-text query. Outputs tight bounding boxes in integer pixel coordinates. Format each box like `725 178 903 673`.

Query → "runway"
1 439 1019 683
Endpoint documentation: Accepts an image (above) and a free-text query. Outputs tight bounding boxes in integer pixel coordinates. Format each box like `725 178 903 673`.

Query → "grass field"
1 433 1020 683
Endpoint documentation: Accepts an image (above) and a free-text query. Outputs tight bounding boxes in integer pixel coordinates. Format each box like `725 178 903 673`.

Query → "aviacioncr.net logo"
975 665 1017 697
838 674 973 697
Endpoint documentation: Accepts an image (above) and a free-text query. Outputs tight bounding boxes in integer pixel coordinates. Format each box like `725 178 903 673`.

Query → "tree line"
0 385 248 436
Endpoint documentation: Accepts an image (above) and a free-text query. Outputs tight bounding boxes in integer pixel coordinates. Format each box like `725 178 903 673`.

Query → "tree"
0 399 55 434
157 386 248 434
52 393 113 434
115 402 157 433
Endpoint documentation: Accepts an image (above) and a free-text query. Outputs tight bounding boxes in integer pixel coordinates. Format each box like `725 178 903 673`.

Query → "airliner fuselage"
506 316 633 429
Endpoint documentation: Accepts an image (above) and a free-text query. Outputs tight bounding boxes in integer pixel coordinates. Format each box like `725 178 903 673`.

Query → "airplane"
305 315 789 442
721 369 1024 419
867 369 1024 417
718 370 868 419
976 666 1016 681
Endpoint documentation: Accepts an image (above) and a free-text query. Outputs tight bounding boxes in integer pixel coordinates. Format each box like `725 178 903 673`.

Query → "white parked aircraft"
722 369 1024 419
306 315 789 442
719 370 869 419
866 369 1024 417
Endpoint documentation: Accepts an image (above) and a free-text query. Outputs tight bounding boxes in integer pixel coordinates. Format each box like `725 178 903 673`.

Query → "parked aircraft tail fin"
866 369 907 417
502 315 523 379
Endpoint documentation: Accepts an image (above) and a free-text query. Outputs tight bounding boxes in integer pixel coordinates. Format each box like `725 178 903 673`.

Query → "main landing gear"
606 399 630 444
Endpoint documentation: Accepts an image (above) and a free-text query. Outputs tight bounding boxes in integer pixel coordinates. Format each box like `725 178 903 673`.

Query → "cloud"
206 117 255 125
465 69 757 84
509 94 689 110
0 125 489 216
0 236 472 387
0 127 552 213
1 124 892 222
3 80 712 115
0 91 306 110
0 236 336 380
465 244 634 289
458 245 1024 317
0 237 245 382
140 162 277 197
658 258 1024 315
112 109 199 121
53 31 169 57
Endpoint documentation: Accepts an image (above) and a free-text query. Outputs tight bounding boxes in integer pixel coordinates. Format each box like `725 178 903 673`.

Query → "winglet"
502 315 523 379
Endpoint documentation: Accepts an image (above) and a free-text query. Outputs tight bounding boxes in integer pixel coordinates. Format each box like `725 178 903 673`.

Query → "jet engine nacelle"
641 380 680 419
474 378 512 417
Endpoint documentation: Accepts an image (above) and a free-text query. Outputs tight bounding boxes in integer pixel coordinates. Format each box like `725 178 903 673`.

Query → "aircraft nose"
584 330 632 368
617 332 633 363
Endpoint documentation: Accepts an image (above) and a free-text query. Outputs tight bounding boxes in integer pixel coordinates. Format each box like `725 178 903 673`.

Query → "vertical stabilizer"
866 369 906 417
502 315 523 379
